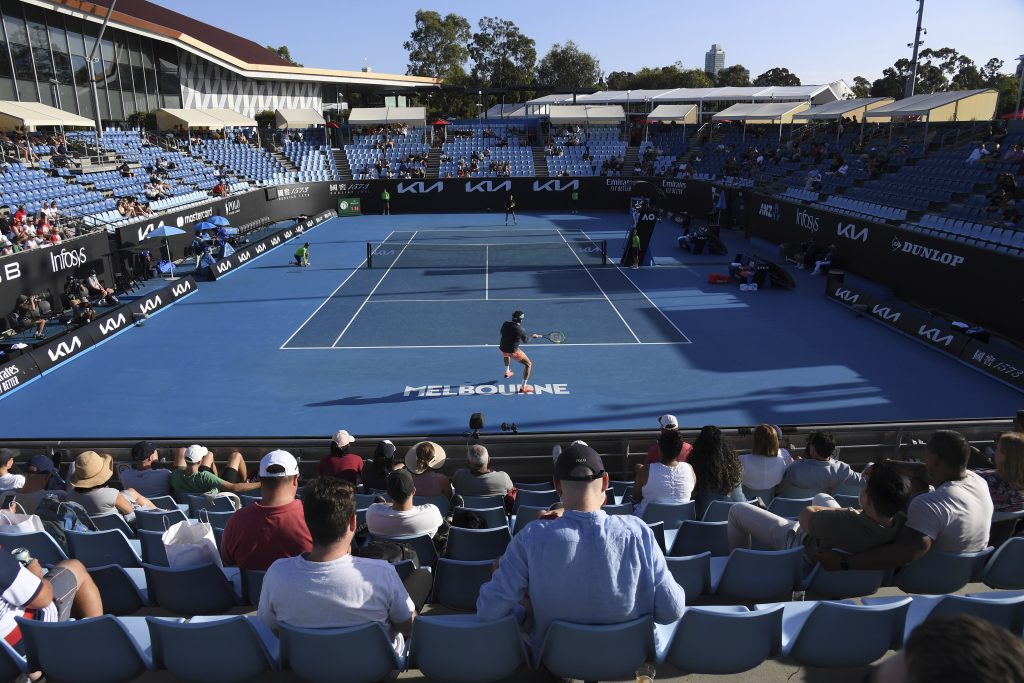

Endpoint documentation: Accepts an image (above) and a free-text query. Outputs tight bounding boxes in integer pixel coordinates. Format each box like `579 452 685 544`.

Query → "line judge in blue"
500 310 541 394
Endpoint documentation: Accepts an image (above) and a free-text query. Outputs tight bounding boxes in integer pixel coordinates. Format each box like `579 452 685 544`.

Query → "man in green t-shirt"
170 444 261 497
630 229 641 269
381 189 391 215
293 242 310 267
570 189 579 214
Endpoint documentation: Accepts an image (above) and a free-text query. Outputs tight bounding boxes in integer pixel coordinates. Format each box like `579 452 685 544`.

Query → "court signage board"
337 198 362 216
209 210 336 280
0 353 41 398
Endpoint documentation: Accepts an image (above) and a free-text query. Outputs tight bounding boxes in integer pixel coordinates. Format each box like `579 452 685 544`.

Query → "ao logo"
918 325 954 347
171 281 192 297
639 213 657 222
837 222 868 242
47 336 82 361
97 314 127 335
138 296 163 314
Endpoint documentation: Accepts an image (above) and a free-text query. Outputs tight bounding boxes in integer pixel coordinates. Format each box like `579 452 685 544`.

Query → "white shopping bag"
0 505 46 535
161 514 222 568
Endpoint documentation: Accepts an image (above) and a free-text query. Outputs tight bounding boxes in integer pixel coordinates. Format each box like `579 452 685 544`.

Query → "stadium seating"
538 616 655 682
774 598 911 668
409 614 527 683
658 604 783 675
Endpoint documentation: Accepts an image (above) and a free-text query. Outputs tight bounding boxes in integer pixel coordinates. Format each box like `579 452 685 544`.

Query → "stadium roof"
530 84 842 106
485 104 529 118
865 89 998 120
348 107 427 125
548 105 626 124
797 97 894 120
52 0 439 88
712 101 811 122
647 104 698 123
0 101 93 129
275 109 326 129
155 108 256 129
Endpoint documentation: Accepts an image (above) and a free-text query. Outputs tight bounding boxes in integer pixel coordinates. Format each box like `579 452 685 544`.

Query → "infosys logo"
890 238 964 267
49 246 87 273
795 209 819 232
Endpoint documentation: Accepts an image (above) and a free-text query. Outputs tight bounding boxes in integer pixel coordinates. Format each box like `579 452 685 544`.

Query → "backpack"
35 496 96 533
354 540 420 569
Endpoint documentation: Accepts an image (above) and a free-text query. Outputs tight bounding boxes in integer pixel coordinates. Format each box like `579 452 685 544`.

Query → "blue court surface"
1 211 1018 438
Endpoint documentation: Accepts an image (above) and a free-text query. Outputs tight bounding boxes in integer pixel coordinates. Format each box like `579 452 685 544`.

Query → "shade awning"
646 104 698 124
0 101 94 129
484 104 528 118
204 108 257 127
347 107 426 126
712 102 811 123
796 97 895 121
156 108 246 129
274 108 325 129
865 89 997 121
548 105 626 124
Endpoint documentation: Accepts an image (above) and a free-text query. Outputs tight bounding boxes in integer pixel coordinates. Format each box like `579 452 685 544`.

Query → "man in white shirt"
0 449 25 492
366 469 444 538
119 441 172 499
258 478 419 659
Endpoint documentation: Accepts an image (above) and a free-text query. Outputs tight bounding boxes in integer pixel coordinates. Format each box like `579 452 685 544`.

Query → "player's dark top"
499 321 528 353
505 198 515 211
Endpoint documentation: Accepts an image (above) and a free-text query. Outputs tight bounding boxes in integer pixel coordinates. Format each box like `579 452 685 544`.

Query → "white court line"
485 245 489 300
556 229 641 343
331 231 418 346
279 229 395 349
578 227 693 344
391 227 571 234
363 297 606 303
283 341 691 350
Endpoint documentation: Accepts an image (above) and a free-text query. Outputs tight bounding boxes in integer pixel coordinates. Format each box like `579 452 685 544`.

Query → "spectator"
644 414 693 464
0 449 25 492
318 430 362 485
965 142 988 164
365 469 444 539
869 615 1024 682
688 425 746 514
84 270 119 306
451 445 513 497
404 441 452 499
362 440 403 492
632 429 697 517
0 549 102 658
974 432 1024 512
811 244 836 275
212 180 228 197
14 454 64 513
728 463 910 567
817 430 993 572
780 431 863 494
17 295 46 339
119 441 172 499
68 450 156 521
476 442 686 657
740 424 791 492
257 477 430 660
221 450 312 570
169 445 261 497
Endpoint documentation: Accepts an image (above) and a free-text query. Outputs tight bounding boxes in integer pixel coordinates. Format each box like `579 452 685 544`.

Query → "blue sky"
159 0 1023 85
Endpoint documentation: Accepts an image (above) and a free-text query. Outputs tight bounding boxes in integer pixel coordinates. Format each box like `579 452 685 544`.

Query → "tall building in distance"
704 44 726 77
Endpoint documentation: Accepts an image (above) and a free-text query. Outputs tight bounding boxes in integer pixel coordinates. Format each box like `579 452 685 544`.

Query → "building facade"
704 44 725 77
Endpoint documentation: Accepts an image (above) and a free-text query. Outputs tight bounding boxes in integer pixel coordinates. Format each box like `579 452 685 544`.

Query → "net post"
601 239 607 265
366 242 372 268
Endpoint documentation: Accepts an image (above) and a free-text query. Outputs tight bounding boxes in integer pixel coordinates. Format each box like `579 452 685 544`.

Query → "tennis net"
366 239 608 269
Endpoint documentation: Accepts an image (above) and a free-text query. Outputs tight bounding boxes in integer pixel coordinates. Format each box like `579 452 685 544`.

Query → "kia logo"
47 336 82 361
97 314 126 335
171 282 192 296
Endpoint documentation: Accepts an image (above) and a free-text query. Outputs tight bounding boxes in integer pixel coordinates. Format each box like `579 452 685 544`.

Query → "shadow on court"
305 380 502 408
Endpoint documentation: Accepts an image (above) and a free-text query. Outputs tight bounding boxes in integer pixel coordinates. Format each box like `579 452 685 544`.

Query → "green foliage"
851 76 872 98
469 16 537 88
753 67 801 87
403 10 472 79
605 63 712 91
715 65 751 87
266 45 302 67
537 41 601 91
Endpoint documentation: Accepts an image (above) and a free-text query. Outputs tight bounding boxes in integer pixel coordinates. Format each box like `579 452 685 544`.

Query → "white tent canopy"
275 108 325 129
348 107 426 126
712 102 810 123
156 108 256 130
646 104 697 123
0 101 94 129
797 97 894 120
484 104 528 118
548 105 626 124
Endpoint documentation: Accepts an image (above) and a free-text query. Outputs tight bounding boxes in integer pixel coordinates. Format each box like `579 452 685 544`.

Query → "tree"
715 65 750 87
403 10 471 80
678 68 715 88
469 17 537 89
604 63 712 91
266 45 302 67
536 41 601 90
981 58 1004 84
851 76 872 98
753 67 801 87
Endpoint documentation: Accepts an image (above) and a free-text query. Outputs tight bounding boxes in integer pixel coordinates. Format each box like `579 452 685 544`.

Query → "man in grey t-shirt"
119 441 172 499
451 445 513 497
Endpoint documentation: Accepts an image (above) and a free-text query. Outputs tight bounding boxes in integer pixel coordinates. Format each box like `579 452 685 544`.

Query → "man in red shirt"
644 414 693 464
319 430 363 486
220 450 311 571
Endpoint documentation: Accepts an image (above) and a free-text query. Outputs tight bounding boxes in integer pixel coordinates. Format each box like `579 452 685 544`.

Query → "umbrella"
1000 110 1024 120
208 216 230 226
326 121 341 129
147 226 186 280
431 119 451 126
195 221 215 231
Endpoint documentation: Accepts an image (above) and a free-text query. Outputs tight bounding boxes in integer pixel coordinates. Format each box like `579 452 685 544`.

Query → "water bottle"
11 547 32 567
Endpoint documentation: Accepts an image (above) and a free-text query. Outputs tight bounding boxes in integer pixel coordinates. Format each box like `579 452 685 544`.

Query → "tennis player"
505 194 517 226
500 310 541 393
294 242 310 267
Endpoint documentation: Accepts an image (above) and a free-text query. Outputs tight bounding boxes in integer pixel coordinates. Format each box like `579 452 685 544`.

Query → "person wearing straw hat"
68 451 156 522
404 442 452 499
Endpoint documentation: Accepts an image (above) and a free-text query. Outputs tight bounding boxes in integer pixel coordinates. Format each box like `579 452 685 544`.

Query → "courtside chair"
766 497 813 519
372 533 439 569
204 511 235 531
982 537 1024 590
66 529 142 568
452 505 508 529
142 563 240 616
17 615 153 683
460 494 505 510
134 508 188 532
444 526 511 561
665 552 711 598
658 604 783 674
0 639 26 682
512 505 547 535
866 593 1024 640
89 512 137 538
147 615 279 682
702 500 749 522
429 559 494 611
88 564 149 614
801 561 886 600
410 614 527 683
711 547 804 604
186 494 236 517
774 598 912 668
641 501 697 530
0 530 67 566
147 495 178 511
416 495 452 516
741 485 776 505
514 489 559 513
669 520 730 557
137 529 169 566
279 622 403 683
538 616 655 682
892 547 994 594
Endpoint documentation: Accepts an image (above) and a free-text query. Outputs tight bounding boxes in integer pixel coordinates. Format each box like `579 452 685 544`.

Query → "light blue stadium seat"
444 526 511 561
538 616 654 682
982 537 1024 589
711 547 804 603
773 598 911 667
640 501 697 530
892 547 994 594
410 614 527 683
148 614 279 682
669 520 730 557
656 604 783 673
18 615 153 683
279 621 404 682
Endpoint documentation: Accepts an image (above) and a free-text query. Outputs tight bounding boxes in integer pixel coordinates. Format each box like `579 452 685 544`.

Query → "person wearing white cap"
643 414 693 466
221 450 312 571
170 444 261 497
319 430 362 486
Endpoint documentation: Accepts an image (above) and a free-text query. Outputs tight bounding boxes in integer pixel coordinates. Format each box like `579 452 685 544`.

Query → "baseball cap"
331 430 355 448
374 440 396 461
26 454 55 474
659 415 679 429
259 450 299 477
386 468 415 499
131 441 157 462
183 445 209 463
553 441 606 482
0 448 20 463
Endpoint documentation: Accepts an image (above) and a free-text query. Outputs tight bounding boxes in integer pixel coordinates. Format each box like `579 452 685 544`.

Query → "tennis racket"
540 331 565 344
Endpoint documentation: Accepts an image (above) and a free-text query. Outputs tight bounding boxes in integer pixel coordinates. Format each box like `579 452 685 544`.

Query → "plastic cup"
636 663 656 683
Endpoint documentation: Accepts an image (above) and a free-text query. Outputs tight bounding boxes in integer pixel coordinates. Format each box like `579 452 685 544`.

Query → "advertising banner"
337 197 362 216
0 352 41 399
209 210 336 280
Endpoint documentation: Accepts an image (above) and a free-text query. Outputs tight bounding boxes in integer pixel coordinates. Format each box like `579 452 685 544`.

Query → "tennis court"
281 228 690 350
